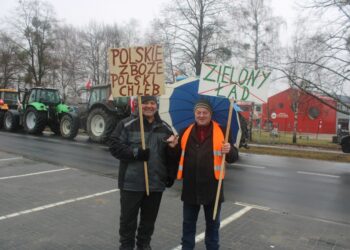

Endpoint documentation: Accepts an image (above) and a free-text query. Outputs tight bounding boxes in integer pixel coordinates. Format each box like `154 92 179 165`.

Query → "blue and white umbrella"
159 77 242 147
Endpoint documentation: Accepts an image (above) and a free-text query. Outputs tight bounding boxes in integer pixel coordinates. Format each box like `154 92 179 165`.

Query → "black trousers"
119 190 163 250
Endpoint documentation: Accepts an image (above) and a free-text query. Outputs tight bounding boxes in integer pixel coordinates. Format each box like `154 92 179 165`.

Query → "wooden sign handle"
213 98 234 220
137 96 150 196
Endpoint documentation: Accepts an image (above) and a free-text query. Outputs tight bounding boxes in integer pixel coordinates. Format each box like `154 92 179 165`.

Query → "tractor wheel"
0 111 4 129
340 135 350 153
87 107 116 143
60 114 79 139
3 111 20 131
24 107 47 134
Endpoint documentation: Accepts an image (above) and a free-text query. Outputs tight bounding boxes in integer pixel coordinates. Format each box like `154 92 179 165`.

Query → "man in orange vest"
167 98 238 250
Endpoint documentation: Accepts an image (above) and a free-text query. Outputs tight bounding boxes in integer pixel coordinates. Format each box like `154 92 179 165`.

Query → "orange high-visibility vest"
177 121 225 180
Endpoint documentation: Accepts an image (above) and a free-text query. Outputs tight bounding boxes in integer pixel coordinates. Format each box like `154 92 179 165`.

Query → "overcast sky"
0 0 297 44
0 0 300 94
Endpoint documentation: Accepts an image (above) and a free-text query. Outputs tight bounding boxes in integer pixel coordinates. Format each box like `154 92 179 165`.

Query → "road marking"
0 168 71 180
0 157 23 162
235 163 266 169
0 189 119 221
171 206 252 250
235 202 270 211
297 171 340 178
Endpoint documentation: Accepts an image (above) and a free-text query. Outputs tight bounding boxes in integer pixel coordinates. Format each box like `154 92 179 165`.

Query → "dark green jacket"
109 112 176 191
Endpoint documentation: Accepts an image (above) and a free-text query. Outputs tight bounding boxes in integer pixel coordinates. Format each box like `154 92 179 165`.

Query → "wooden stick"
137 96 150 196
213 98 234 220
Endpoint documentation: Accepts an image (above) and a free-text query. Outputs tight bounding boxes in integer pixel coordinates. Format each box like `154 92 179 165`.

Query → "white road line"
0 189 119 221
171 206 252 250
297 171 340 178
0 167 71 180
220 206 252 227
235 163 266 169
234 202 270 211
0 157 23 162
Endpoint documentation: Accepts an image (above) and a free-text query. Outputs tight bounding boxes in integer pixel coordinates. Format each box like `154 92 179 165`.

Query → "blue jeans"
181 202 221 250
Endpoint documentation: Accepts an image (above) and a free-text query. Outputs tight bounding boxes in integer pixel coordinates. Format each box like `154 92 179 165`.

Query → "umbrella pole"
213 98 234 220
138 96 150 196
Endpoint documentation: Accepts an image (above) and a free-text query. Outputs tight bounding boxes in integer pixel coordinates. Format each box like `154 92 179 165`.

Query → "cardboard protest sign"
108 45 165 97
199 63 271 103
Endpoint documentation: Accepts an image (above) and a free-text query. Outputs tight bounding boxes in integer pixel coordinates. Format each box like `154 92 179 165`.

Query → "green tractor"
3 87 79 138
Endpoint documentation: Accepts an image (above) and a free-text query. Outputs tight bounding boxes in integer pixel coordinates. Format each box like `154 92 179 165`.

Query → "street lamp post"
316 120 322 139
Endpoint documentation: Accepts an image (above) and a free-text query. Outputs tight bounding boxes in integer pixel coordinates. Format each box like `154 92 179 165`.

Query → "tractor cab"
0 88 19 129
0 89 19 110
87 85 129 111
23 88 61 108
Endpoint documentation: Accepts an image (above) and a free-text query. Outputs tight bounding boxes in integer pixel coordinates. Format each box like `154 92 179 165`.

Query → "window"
308 107 320 120
28 91 36 103
89 91 98 106
100 88 107 101
4 92 18 102
241 106 250 112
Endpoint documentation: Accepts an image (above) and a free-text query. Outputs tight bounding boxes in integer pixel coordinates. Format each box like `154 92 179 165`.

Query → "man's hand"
166 135 179 148
136 147 150 161
221 142 231 154
165 177 175 188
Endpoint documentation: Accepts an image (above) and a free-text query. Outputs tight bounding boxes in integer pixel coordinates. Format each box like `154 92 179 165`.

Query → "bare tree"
159 0 232 76
280 0 350 115
274 19 326 143
81 22 104 86
7 0 57 87
119 19 141 47
81 22 125 86
145 18 178 82
51 25 87 101
228 0 283 141
101 23 123 86
228 0 283 70
0 32 23 88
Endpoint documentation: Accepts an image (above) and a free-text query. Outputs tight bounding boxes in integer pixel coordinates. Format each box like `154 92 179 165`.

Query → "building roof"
337 95 350 104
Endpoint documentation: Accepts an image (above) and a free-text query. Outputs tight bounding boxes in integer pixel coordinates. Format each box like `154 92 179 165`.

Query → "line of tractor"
0 86 130 143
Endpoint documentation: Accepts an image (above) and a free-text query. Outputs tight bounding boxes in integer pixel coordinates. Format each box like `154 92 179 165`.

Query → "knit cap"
141 96 157 103
194 99 213 113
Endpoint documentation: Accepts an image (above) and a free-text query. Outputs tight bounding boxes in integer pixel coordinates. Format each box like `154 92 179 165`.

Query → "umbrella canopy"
159 77 242 146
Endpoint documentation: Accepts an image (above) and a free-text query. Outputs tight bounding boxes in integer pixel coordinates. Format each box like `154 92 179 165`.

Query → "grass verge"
240 146 350 163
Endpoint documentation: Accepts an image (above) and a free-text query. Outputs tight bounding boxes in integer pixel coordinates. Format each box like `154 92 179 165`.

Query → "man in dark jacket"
167 99 239 250
109 96 177 250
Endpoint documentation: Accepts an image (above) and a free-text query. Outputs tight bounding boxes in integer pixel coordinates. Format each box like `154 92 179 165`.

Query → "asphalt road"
0 130 349 225
0 131 118 177
1 130 350 249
